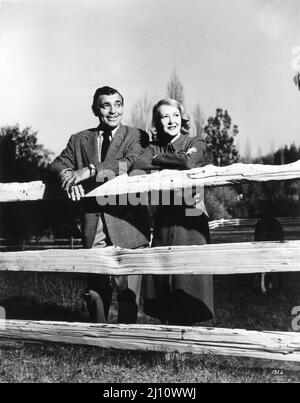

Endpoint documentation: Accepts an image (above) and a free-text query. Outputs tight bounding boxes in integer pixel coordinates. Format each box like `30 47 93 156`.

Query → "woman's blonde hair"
151 98 190 143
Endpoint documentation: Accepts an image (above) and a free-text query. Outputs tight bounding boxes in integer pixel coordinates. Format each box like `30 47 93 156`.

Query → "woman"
131 98 214 325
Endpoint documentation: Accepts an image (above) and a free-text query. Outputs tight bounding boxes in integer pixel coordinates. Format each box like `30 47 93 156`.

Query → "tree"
204 108 239 166
242 140 252 163
205 186 241 220
130 93 152 133
0 125 81 240
273 143 300 165
255 146 263 163
241 143 300 219
193 103 206 138
293 72 300 91
0 125 53 182
166 68 185 105
253 143 300 165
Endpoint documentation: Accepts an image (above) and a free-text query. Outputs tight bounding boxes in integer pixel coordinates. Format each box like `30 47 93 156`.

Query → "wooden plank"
87 160 300 198
0 241 300 275
0 320 300 362
0 181 45 202
209 217 300 230
1 160 300 202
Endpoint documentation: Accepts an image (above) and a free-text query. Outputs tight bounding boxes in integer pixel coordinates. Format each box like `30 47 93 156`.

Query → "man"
49 86 149 323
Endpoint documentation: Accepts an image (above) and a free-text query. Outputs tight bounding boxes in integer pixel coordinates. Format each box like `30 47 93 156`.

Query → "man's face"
97 93 124 129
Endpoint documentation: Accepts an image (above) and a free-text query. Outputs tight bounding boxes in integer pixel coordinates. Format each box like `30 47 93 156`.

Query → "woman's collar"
157 132 185 148
170 133 186 151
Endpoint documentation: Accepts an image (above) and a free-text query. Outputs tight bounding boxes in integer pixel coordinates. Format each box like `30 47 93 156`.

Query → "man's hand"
59 167 92 201
67 184 85 201
61 167 91 190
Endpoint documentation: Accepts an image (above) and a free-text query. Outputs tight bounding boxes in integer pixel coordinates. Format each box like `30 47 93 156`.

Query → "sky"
1 0 300 158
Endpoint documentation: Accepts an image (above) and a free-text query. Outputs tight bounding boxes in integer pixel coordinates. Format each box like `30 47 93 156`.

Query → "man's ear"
91 105 98 117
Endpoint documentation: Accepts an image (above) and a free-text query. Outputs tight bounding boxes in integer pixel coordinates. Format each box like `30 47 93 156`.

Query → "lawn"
0 271 300 383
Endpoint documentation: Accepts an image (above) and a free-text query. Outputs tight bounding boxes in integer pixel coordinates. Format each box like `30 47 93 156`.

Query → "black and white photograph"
0 0 300 385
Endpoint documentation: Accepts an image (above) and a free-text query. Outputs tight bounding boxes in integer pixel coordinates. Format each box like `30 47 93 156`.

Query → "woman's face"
158 104 182 138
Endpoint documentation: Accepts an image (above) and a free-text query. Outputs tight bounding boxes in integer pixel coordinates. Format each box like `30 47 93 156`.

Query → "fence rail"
1 216 299 251
0 321 299 363
1 241 300 275
209 217 300 229
1 161 300 365
0 237 82 251
1 160 300 202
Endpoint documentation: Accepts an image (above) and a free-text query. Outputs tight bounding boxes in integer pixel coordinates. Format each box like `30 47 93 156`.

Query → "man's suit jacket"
49 124 150 249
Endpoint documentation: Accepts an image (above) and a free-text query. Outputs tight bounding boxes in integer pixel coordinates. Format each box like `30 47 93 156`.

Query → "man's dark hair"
92 86 124 116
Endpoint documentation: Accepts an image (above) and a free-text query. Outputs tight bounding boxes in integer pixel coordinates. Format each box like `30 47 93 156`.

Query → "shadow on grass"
211 274 300 331
0 296 89 322
0 271 300 330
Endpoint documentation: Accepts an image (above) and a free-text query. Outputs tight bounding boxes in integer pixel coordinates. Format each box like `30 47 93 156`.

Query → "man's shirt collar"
98 125 120 138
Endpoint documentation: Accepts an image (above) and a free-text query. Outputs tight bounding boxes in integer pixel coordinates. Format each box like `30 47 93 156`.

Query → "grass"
0 271 300 383
1 341 300 383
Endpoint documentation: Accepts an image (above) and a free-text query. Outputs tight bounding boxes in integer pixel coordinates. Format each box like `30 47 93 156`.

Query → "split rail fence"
0 161 300 364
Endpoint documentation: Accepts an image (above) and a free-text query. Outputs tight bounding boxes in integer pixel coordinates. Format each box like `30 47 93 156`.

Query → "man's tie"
101 129 111 161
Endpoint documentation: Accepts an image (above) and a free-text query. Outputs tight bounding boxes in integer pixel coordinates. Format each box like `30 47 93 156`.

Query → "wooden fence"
1 217 300 250
209 217 300 244
0 161 300 364
0 237 82 251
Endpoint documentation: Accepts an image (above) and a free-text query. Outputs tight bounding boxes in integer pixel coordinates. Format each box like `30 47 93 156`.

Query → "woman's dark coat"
131 133 214 325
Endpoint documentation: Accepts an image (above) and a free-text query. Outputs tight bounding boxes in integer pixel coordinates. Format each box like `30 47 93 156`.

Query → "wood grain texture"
1 160 300 202
0 320 300 362
0 241 300 275
0 181 45 202
88 160 300 198
209 217 300 230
